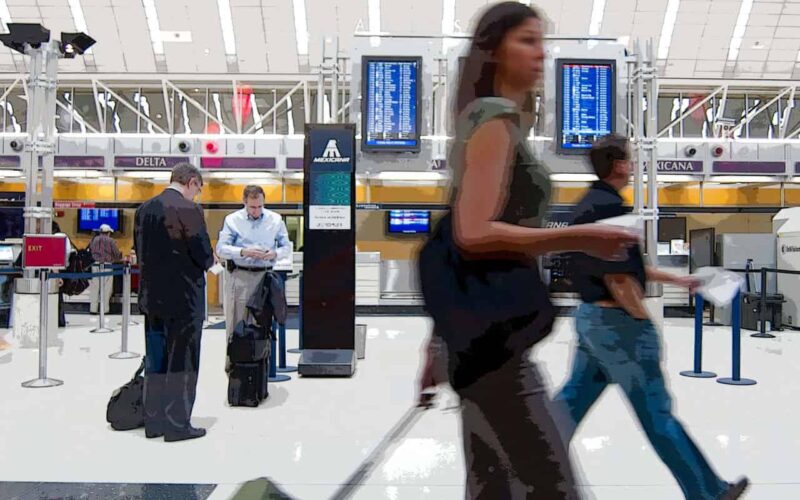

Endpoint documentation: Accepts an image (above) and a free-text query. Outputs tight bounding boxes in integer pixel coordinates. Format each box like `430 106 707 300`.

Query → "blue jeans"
553 304 727 500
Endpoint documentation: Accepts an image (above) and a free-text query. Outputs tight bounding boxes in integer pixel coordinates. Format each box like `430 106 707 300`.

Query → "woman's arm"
453 119 636 259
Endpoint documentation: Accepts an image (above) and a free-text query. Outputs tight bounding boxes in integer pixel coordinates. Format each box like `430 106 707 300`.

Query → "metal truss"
2 72 800 140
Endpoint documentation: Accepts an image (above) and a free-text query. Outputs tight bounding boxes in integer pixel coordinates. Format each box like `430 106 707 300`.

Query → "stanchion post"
681 294 716 378
718 290 757 386
22 270 63 388
110 262 139 360
269 319 290 382
752 268 775 339
277 321 297 373
91 263 113 334
288 271 303 354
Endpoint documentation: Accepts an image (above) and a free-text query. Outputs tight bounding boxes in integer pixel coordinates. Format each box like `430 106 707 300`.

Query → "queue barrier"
14 263 142 388
682 289 756 386
726 267 800 338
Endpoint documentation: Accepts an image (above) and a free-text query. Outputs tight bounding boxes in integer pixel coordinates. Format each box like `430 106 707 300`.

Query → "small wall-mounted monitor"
387 210 430 234
658 217 687 242
361 56 422 152
0 244 14 262
78 208 122 233
556 59 616 154
0 207 24 240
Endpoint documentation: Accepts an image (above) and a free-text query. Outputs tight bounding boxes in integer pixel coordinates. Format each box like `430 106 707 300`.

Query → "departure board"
362 56 422 152
557 59 616 153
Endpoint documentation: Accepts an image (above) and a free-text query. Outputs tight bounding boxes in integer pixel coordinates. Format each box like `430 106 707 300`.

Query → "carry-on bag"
106 358 146 431
228 312 271 363
228 361 265 408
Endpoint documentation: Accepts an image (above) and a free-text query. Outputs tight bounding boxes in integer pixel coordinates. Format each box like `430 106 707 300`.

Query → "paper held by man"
692 267 745 307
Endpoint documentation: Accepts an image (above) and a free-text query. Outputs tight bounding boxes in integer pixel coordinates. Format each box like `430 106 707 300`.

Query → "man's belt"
227 261 271 273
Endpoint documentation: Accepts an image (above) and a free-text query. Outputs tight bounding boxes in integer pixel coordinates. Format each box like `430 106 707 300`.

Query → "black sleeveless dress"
419 97 556 390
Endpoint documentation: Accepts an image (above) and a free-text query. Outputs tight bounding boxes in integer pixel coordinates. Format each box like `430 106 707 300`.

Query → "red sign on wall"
54 201 95 209
23 235 69 270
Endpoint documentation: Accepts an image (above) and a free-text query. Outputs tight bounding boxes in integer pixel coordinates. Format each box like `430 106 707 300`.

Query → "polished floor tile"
1 314 798 499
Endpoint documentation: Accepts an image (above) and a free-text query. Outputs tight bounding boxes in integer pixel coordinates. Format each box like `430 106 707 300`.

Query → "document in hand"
208 262 225 276
596 214 645 241
692 267 745 307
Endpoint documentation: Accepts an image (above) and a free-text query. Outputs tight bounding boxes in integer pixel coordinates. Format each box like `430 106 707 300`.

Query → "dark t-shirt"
570 181 646 303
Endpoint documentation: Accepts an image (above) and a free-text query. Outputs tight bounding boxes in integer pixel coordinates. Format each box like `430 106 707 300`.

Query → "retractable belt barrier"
725 267 800 338
683 290 756 386
17 263 142 388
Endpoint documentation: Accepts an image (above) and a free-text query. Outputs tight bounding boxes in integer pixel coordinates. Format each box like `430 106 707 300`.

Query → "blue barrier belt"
49 271 120 279
0 268 23 275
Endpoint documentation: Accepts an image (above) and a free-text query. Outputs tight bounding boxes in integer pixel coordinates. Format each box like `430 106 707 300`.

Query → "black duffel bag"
60 248 94 296
106 358 145 431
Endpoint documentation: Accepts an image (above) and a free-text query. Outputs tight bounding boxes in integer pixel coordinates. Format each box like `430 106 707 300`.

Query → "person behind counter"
216 185 291 368
88 223 122 315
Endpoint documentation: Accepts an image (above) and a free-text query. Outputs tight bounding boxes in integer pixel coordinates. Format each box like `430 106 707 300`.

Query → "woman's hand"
578 224 640 261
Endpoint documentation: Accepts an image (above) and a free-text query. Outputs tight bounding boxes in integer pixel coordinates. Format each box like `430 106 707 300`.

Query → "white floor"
0 313 798 499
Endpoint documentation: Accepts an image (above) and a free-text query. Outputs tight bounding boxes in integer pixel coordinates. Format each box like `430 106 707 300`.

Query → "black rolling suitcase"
228 362 264 408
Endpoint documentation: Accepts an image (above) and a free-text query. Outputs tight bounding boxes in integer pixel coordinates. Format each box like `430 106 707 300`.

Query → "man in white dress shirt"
216 185 292 362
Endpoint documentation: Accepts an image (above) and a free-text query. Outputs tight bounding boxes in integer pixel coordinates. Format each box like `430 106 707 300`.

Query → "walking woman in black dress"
417 3 638 498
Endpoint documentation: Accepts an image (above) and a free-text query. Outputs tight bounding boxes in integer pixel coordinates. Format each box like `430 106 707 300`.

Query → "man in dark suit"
134 163 214 442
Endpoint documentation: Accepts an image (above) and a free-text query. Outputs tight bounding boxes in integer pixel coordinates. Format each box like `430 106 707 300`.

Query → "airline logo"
314 139 350 163
782 244 800 254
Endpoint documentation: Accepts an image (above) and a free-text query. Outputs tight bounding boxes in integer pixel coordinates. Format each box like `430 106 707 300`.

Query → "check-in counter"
657 254 690 306
283 252 381 306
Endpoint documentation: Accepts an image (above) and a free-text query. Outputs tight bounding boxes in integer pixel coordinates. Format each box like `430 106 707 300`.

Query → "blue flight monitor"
78 209 121 232
387 210 430 234
362 57 421 151
558 60 615 152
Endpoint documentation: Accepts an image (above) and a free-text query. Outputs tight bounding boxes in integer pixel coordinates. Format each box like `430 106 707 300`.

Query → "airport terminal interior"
2 0 800 499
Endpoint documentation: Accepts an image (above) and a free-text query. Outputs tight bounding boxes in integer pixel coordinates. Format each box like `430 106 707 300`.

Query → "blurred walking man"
553 135 748 500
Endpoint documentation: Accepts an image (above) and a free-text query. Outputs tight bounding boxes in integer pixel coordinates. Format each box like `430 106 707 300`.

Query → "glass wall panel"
136 89 170 134
72 89 102 133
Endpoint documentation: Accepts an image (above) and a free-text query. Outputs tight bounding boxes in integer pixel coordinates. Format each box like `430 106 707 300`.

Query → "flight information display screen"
557 59 616 153
78 209 122 233
387 210 430 234
362 56 422 152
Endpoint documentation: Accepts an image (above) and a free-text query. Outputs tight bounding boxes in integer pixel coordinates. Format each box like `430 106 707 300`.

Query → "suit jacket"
134 188 213 320
246 271 288 335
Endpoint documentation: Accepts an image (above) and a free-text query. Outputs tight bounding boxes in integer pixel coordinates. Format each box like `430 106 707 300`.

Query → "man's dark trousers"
144 315 203 435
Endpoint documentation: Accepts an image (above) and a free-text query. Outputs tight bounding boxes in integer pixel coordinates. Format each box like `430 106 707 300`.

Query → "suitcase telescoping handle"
229 395 437 500
329 393 436 500
133 358 146 379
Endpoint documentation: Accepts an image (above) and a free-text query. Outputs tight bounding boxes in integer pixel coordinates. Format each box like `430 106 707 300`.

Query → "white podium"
12 287 58 349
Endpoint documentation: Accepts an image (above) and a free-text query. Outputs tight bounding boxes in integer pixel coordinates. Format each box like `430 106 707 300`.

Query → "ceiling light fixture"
368 0 381 46
375 171 447 181
657 0 680 60
550 173 598 182
126 171 170 180
728 0 753 61
66 0 88 33
292 0 309 56
142 0 164 55
709 175 778 183
216 0 236 56
589 0 606 36
0 1 12 31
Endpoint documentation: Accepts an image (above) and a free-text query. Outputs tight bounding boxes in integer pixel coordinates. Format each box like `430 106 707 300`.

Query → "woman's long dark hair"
456 2 541 118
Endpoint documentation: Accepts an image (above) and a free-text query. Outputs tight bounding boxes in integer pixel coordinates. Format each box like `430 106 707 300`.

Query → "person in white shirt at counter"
216 185 292 364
